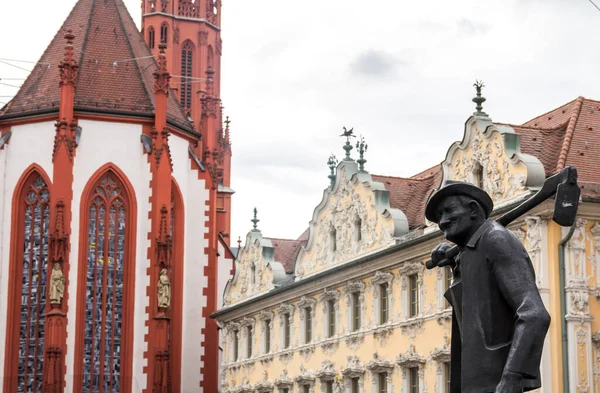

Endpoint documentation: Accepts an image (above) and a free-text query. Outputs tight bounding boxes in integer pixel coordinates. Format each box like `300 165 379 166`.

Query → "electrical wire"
0 60 32 72
0 82 21 88
589 0 600 11
0 57 40 64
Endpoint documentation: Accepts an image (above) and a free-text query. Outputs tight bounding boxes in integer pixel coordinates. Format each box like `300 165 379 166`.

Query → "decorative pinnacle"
251 207 260 231
340 126 355 161
356 135 368 172
327 153 338 189
472 80 488 117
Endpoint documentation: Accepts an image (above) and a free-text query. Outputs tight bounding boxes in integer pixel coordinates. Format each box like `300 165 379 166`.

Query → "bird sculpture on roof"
340 126 354 139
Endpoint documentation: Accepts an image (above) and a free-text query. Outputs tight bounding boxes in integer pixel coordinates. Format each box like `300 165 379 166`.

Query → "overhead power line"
0 82 21 88
589 0 600 11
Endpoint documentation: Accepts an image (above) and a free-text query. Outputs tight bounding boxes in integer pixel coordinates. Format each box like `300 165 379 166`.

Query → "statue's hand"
431 242 454 268
494 372 523 393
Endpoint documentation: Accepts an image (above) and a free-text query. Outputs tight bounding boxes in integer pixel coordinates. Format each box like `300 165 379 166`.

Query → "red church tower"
142 0 233 243
0 0 234 392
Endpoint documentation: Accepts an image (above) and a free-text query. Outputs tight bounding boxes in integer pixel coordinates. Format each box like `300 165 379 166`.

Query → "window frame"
72 167 137 393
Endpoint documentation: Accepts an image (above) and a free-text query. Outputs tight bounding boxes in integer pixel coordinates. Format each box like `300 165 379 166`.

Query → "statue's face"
436 196 475 247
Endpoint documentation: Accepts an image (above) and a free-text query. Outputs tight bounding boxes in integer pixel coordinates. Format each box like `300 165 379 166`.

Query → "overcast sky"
1 0 599 244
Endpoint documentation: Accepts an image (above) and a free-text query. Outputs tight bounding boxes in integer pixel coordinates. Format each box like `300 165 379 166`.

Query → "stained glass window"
17 176 49 392
82 174 127 393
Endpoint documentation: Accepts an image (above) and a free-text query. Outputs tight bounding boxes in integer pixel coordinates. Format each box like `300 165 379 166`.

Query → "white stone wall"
171 136 211 391
0 121 55 382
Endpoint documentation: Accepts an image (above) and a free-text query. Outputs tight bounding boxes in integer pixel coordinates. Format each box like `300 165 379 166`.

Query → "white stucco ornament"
295 160 409 279
442 116 545 206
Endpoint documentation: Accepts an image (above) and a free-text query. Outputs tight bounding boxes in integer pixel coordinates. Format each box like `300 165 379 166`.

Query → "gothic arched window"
74 169 135 393
180 41 194 112
160 23 168 44
4 171 50 392
148 26 155 49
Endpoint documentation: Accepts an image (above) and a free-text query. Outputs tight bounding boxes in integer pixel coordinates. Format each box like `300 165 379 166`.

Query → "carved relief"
224 236 276 306
274 370 293 390
366 353 395 373
396 345 426 369
443 120 541 205
296 163 403 278
525 216 545 287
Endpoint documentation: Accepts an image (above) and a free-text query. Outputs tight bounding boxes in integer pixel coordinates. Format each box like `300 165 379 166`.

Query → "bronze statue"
426 180 550 393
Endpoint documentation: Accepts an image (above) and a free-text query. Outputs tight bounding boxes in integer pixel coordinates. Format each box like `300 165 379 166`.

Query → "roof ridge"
265 237 301 242
556 96 584 171
373 173 436 182
521 96 581 126
494 122 566 132
75 0 95 89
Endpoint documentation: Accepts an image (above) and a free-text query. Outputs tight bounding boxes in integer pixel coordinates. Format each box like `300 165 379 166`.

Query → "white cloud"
2 0 600 242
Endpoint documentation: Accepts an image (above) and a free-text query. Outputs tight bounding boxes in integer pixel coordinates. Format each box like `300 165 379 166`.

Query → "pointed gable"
223 230 293 306
441 115 546 205
0 0 194 133
294 160 409 279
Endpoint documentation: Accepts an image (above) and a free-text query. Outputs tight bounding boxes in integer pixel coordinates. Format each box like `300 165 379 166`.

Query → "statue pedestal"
47 304 66 317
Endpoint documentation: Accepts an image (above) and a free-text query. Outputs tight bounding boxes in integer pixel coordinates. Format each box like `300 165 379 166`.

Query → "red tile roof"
499 97 600 184
0 0 194 133
265 238 306 274
372 167 442 230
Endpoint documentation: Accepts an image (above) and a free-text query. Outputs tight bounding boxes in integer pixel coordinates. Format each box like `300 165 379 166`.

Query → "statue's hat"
425 180 494 223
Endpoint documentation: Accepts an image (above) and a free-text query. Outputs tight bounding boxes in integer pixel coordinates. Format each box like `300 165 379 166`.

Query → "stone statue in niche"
49 263 65 305
157 268 171 309
426 180 550 393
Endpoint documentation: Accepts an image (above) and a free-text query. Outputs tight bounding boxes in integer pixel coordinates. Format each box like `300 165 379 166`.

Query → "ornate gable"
295 160 409 278
223 230 288 306
442 116 545 205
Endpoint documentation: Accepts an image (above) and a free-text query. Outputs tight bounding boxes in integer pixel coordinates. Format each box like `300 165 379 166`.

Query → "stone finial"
472 80 489 118
237 236 242 248
327 154 338 189
356 135 367 172
340 126 355 161
153 43 170 94
251 207 260 231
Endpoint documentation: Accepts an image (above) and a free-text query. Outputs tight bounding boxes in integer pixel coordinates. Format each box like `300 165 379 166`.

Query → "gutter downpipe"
559 222 576 393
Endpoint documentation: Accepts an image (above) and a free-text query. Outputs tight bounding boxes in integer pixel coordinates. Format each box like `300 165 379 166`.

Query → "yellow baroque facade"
214 96 600 393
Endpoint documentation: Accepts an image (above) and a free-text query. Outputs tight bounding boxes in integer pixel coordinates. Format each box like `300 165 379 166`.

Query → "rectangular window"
247 326 253 358
305 308 312 343
284 313 291 349
352 292 361 331
409 274 419 317
444 363 451 393
233 330 239 361
351 378 359 393
265 319 271 353
378 373 387 393
410 367 419 393
326 381 333 393
380 283 389 324
328 299 336 338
